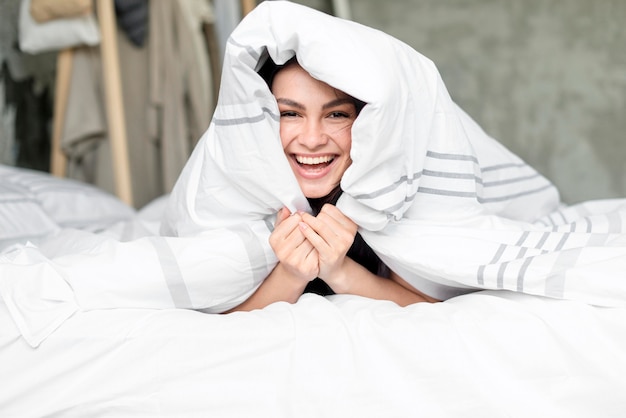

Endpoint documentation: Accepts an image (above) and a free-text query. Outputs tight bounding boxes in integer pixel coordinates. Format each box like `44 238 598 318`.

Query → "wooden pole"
50 48 73 177
331 0 352 20
241 0 256 16
96 0 134 206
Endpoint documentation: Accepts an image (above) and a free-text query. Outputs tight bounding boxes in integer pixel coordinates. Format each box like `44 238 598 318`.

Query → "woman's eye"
328 111 350 119
280 111 299 118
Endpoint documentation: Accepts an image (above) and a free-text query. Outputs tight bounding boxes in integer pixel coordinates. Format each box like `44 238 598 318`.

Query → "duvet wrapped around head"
163 1 626 305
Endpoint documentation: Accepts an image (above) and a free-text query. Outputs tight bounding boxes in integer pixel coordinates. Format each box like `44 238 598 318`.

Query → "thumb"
275 207 291 227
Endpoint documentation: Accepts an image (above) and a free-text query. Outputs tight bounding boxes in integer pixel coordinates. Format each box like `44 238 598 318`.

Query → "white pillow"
0 181 58 250
0 165 135 238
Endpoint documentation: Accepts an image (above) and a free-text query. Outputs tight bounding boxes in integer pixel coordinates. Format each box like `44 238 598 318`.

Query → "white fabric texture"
2 291 626 417
0 164 134 233
1 1 625 348
0 164 136 251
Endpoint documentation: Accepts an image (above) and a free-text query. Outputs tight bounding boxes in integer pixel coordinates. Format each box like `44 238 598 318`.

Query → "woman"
228 60 437 312
160 1 620 313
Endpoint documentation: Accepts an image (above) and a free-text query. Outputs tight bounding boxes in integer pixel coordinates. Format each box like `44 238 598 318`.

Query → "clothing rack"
50 0 133 206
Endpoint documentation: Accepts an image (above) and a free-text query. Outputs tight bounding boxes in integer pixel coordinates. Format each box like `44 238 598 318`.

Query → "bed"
3 2 626 416
1 167 626 417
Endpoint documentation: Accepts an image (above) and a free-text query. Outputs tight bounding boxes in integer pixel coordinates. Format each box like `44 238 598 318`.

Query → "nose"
298 119 328 149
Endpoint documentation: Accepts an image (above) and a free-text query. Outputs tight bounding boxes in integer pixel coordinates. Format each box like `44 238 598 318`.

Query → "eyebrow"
276 98 304 110
276 97 354 110
322 98 354 110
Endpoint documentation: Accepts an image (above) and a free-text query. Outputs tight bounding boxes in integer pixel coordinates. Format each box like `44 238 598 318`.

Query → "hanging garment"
29 0 92 23
61 40 162 209
61 0 214 208
114 0 148 47
148 0 214 194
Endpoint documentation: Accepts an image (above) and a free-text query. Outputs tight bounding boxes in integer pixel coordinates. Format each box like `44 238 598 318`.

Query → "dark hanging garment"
114 0 149 47
2 61 51 172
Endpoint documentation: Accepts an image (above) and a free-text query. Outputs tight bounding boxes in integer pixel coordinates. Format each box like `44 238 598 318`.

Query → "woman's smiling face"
272 63 357 199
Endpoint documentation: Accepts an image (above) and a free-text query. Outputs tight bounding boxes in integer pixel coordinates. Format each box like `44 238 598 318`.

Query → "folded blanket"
1 1 625 347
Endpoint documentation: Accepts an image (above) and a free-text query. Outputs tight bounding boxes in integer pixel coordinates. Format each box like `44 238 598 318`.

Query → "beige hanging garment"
148 0 214 194
30 0 92 23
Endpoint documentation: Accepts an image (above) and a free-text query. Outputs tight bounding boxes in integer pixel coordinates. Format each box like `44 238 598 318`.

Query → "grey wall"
291 0 626 204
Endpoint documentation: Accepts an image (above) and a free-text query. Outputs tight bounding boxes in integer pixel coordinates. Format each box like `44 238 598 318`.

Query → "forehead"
272 63 349 99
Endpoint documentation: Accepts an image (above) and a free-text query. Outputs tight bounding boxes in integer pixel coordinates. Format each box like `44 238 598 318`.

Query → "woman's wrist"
323 258 358 294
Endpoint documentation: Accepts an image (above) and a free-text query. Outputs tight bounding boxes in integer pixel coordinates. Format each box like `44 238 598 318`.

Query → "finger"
291 234 316 260
283 236 320 279
269 213 304 251
301 211 354 244
319 204 358 233
298 221 329 252
273 211 302 238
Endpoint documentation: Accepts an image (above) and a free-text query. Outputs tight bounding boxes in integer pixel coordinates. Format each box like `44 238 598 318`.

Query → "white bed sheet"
2 291 625 417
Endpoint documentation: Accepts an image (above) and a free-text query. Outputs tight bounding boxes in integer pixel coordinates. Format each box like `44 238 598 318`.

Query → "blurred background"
1 0 624 208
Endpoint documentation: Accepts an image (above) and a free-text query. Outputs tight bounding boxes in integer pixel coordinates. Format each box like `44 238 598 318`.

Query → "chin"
303 191 327 199
300 184 338 199
301 185 335 199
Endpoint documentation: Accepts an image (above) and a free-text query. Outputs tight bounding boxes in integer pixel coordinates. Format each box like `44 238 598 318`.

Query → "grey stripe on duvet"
351 171 422 200
230 224 268 283
478 184 555 203
213 107 279 126
515 231 530 247
477 243 508 285
554 232 571 251
580 213 623 233
516 257 534 292
373 180 552 214
587 232 609 246
606 211 623 233
422 169 477 181
417 187 476 198
482 173 541 187
353 163 545 203
496 261 510 288
535 231 550 250
481 162 528 172
426 150 478 163
544 248 583 298
149 237 193 308
423 169 541 188
382 185 477 215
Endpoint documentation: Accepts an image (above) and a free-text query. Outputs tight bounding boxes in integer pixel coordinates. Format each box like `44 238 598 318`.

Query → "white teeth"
295 155 334 165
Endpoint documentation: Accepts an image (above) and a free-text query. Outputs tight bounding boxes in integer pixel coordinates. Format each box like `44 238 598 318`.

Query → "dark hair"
259 55 366 113
258 55 383 296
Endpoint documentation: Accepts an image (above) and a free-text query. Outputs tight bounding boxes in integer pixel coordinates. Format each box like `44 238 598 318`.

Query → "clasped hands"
269 204 357 292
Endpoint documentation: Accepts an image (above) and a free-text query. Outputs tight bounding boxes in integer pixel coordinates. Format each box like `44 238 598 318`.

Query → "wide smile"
290 154 337 179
